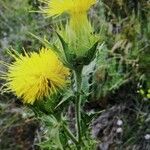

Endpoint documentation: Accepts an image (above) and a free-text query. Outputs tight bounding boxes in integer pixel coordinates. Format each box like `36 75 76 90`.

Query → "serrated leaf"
56 32 76 67
55 89 75 109
81 59 96 102
82 41 100 65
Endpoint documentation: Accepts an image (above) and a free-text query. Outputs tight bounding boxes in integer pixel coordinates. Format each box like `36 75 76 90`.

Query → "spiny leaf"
55 90 75 109
56 32 76 66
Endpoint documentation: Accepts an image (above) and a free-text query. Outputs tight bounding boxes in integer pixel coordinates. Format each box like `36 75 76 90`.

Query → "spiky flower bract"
57 23 98 57
0 48 69 104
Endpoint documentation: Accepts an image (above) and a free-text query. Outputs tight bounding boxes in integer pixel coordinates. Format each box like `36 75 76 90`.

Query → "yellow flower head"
41 0 96 17
40 0 96 30
40 0 98 60
0 48 69 104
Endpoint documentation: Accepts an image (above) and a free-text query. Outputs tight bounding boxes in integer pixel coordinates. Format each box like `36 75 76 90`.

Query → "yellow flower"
40 0 98 60
0 48 69 104
41 0 96 17
40 0 96 30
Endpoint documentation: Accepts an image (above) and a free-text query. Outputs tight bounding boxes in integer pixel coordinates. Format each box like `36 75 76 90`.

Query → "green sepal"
72 41 99 68
56 32 77 69
55 89 75 109
30 93 62 115
82 41 99 65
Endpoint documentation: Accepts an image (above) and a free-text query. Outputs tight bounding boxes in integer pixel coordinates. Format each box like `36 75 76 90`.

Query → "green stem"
76 93 82 142
56 132 64 150
76 95 82 150
63 125 78 145
74 66 83 148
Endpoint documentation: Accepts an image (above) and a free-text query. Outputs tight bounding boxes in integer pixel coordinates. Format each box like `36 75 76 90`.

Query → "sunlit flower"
40 0 98 61
41 0 96 17
0 48 69 104
40 0 96 30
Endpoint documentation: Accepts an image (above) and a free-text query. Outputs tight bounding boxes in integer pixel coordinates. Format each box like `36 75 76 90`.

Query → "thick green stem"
76 93 82 142
63 66 83 149
73 66 83 148
63 125 78 145
76 94 82 150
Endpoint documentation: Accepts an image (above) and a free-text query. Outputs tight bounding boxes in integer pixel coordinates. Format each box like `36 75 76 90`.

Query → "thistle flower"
0 48 69 104
40 0 96 30
41 0 96 18
40 0 98 66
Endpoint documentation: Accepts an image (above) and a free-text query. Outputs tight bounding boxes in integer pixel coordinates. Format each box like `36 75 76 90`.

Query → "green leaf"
81 59 96 102
82 41 100 65
55 89 75 109
37 115 64 150
56 32 76 67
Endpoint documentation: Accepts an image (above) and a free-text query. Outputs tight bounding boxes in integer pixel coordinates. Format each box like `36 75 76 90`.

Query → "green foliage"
122 99 150 149
37 114 98 150
92 45 127 99
85 0 150 101
37 115 64 150
0 0 51 52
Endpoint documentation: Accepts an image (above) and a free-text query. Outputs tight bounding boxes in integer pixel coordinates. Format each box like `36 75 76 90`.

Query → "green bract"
56 28 99 69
